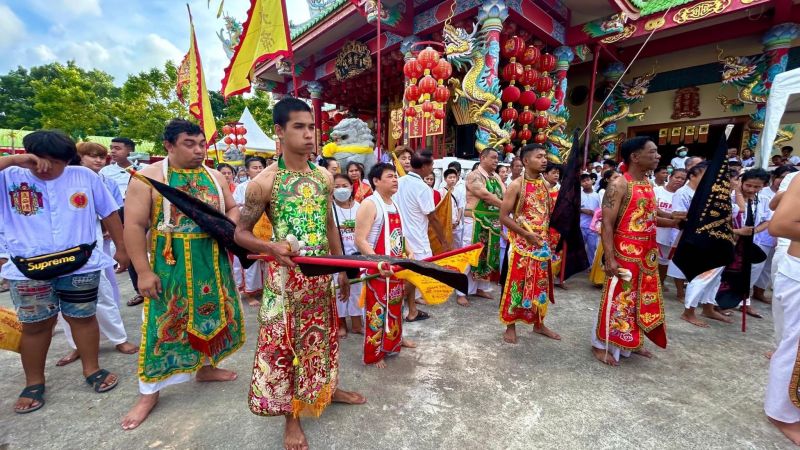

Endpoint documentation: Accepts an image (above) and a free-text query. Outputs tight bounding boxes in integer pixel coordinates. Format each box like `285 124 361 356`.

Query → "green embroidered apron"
471 174 504 282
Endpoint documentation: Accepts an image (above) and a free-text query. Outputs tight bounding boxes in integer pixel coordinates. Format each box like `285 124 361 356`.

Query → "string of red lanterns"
404 46 452 120
222 123 248 151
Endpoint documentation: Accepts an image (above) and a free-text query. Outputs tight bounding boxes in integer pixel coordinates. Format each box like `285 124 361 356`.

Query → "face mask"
333 187 352 202
667 168 673 174
237 176 248 183
678 151 687 157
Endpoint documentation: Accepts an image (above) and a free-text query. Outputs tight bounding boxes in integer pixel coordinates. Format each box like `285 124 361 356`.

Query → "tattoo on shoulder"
602 184 618 209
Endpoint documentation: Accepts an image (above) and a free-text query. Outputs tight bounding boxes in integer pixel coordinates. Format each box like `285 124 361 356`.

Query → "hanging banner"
335 41 372 81
408 105 444 139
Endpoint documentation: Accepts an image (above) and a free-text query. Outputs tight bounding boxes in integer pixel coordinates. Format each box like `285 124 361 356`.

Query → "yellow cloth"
394 246 482 305
0 307 22 353
391 152 407 177
321 142 373 158
221 0 292 98
185 8 217 143
589 244 605 286
428 190 453 255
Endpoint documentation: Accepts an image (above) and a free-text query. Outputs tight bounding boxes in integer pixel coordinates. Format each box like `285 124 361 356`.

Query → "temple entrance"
628 116 750 164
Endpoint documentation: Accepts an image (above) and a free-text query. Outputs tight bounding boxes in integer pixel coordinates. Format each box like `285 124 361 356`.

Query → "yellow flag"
428 189 453 255
391 152 406 177
0 307 22 353
394 246 482 305
186 7 218 144
221 0 293 98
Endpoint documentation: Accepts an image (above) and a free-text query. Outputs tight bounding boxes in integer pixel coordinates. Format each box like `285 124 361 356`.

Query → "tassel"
163 231 176 265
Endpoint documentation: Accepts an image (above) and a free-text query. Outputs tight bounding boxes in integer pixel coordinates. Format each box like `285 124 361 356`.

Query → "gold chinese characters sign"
407 105 444 139
335 41 372 81
673 0 732 24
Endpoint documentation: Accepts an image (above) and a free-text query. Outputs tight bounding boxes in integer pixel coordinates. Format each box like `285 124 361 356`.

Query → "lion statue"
321 117 377 174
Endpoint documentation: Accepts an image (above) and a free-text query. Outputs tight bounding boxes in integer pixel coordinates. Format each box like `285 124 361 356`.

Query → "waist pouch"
11 242 96 281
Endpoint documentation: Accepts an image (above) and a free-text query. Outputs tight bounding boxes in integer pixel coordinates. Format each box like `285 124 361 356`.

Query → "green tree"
209 89 274 136
0 67 41 129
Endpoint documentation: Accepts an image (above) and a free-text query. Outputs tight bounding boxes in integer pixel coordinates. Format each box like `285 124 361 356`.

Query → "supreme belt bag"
11 242 97 281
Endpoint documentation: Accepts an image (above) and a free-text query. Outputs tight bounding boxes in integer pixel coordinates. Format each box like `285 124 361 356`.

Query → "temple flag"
184 6 218 145
549 131 589 280
221 0 293 99
391 151 407 176
393 245 482 305
428 190 453 255
672 135 735 282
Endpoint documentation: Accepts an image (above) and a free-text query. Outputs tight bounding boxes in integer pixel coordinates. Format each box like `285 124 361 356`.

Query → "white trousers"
337 283 364 318
764 255 800 423
772 243 790 344
684 267 723 309
666 259 686 280
456 217 491 296
751 243 776 290
243 260 265 294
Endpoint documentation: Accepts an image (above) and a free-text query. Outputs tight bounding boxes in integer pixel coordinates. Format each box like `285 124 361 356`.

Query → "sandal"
15 384 45 414
85 369 118 393
405 310 430 322
127 295 144 307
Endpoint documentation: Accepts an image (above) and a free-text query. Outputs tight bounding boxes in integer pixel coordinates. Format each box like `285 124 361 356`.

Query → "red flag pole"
375 0 382 160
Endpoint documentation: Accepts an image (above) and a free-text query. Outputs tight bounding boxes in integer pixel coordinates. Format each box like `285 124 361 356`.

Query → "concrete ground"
0 273 793 449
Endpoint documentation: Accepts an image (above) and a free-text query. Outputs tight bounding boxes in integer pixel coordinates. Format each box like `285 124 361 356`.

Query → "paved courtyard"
0 273 793 449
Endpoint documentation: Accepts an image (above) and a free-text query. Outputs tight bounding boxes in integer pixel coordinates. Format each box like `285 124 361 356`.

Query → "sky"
0 0 311 90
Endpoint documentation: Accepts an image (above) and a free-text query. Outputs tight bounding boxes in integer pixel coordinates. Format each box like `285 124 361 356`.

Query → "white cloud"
29 0 101 19
33 44 56 62
0 4 25 49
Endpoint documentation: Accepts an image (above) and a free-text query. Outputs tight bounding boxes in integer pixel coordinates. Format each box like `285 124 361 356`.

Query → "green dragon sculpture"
593 66 655 155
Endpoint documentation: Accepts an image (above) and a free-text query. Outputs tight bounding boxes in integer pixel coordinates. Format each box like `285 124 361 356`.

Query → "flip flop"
127 295 144 307
56 352 80 367
85 369 118 393
15 384 45 414
405 310 430 322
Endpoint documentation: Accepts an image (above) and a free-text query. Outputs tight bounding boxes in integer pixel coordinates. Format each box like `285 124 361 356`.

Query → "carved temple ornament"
335 41 373 81
673 0 732 25
672 86 701 120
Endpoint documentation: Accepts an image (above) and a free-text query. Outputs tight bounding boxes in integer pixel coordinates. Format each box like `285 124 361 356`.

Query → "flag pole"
375 0 382 160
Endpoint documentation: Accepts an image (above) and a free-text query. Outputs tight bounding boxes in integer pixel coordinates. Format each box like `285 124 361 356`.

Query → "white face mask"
333 187 352 202
678 151 687 157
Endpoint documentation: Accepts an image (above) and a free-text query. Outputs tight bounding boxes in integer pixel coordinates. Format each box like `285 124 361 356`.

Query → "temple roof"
290 0 350 40
632 0 696 16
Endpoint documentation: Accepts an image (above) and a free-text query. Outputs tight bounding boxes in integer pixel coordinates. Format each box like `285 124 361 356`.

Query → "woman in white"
654 168 686 288
332 174 363 338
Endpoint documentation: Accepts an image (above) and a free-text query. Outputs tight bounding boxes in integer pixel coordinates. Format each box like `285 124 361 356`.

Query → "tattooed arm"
466 171 502 207
600 175 626 277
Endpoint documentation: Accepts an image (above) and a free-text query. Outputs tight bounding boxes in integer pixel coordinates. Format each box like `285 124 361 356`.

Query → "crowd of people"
2 97 800 448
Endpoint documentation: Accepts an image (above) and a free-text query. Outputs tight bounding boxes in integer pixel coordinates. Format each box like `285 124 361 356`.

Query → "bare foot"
195 366 237 382
351 328 363 335
765 350 774 360
680 312 709 328
768 417 800 446
634 348 653 358
702 309 734 323
116 342 139 354
456 296 470 307
555 283 569 290
401 338 417 348
56 350 80 367
332 388 367 405
475 289 493 299
121 393 159 430
591 347 619 366
503 326 517 344
374 360 386 369
532 325 561 340
414 298 428 305
338 327 347 339
247 298 260 307
284 416 309 450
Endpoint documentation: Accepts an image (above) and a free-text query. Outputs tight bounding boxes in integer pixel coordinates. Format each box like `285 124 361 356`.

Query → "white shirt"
364 195 400 252
776 171 800 249
99 161 148 199
394 172 435 253
671 156 688 169
789 155 800 165
654 186 678 246
233 179 251 206
754 188 776 247
333 201 360 255
1 166 119 280
100 174 124 207
671 184 695 214
580 191 600 229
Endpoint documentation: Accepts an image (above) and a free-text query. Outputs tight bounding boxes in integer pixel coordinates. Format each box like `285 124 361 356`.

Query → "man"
592 137 675 366
685 155 704 171
727 147 741 163
654 168 687 289
652 166 669 188
731 168 769 317
499 144 560 344
671 146 689 169
781 146 800 165
235 98 365 450
100 137 149 307
395 150 448 320
580 174 601 266
508 156 523 186
2 131 128 413
121 119 244 430
232 156 269 307
456 148 505 307
601 159 618 176
440 168 464 249
764 173 800 445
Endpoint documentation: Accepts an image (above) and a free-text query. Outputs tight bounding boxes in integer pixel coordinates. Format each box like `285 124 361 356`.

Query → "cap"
677 145 688 151
592 162 602 168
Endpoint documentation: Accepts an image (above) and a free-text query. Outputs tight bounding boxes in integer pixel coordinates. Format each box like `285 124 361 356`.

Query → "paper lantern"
518 128 532 142
433 85 450 103
533 114 549 129
519 45 540 66
321 133 329 141
235 125 245 135
509 129 517 140
431 58 453 81
433 108 446 120
224 136 233 145
536 76 554 93
421 100 434 113
518 110 534 125
222 125 233 135
417 47 440 70
404 106 417 117
404 58 424 81
504 143 514 155
419 75 437 95
518 90 536 107
501 36 525 60
520 69 538 87
334 113 344 123
538 53 556 73
501 62 524 83
405 84 421 103
501 85 521 104
534 132 547 144
322 111 330 121
321 122 331 132
501 107 518 123
534 96 552 111
239 137 247 146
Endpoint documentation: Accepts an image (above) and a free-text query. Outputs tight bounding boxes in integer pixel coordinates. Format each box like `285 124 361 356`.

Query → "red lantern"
501 62 524 82
404 106 417 117
431 58 453 80
533 115 549 129
534 132 548 144
509 129 517 140
321 122 331 132
501 85 521 104
240 127 247 135
538 53 556 73
403 58 423 80
239 137 248 146
433 85 450 103
518 90 536 107
417 47 440 70
421 100 434 113
433 108 446 120
519 45 540 66
520 69 538 87
334 113 344 124
222 124 233 135
501 107 518 123
321 133 329 141
405 84 421 103
504 143 514 155
536 76 554 93
518 110 534 125
518 128 533 142
534 96 552 111
322 111 330 121
418 75 437 95
223 136 233 145
234 125 244 135
501 35 525 60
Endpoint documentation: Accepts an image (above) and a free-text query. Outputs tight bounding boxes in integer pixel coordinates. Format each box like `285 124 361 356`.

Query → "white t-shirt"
654 186 678 246
394 172 435 254
580 191 600 229
334 201 360 256
671 156 688 169
671 184 695 214
754 188 776 247
776 171 800 249
789 155 800 165
98 161 148 199
1 166 119 280
233 179 250 206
